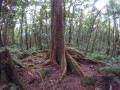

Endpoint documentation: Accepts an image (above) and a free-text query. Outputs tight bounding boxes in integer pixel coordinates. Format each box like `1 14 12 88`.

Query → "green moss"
39 69 52 80
58 80 62 84
81 76 97 87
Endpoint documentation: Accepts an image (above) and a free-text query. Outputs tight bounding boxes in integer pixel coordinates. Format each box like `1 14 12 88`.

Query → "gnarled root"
65 50 84 76
60 53 67 79
33 47 103 79
66 47 103 64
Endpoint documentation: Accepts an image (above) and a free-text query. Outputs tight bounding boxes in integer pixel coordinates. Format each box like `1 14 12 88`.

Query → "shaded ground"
10 56 120 90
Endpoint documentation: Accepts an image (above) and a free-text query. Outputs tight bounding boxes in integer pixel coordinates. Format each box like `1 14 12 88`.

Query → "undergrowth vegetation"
1 45 120 87
0 83 19 90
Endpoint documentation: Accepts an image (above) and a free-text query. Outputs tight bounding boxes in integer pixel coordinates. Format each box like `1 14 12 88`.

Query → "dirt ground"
9 56 120 90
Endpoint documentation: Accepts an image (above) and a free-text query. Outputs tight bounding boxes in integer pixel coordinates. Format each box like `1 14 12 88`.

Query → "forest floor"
17 56 120 90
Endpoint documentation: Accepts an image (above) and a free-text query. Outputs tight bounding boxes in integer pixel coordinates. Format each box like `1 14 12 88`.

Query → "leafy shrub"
89 51 110 60
18 51 29 59
28 46 40 52
98 60 120 84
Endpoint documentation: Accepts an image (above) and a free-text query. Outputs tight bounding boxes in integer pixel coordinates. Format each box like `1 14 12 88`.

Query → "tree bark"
68 4 74 46
25 16 29 50
20 6 24 52
38 9 43 50
110 0 119 58
3 0 14 46
106 18 111 55
77 13 83 47
90 25 98 55
39 0 102 80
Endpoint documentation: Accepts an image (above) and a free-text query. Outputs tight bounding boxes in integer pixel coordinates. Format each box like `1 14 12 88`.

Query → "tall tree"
0 0 3 46
20 5 25 51
39 0 100 79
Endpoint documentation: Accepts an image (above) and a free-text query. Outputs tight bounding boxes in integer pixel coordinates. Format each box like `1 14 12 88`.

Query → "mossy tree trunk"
0 51 28 90
0 0 28 89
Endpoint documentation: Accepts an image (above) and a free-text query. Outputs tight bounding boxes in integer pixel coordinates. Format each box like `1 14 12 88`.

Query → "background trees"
0 0 120 59
1 0 120 59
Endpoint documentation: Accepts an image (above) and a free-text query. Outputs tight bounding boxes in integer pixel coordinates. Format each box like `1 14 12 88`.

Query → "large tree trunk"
41 0 83 79
50 0 66 65
38 0 102 80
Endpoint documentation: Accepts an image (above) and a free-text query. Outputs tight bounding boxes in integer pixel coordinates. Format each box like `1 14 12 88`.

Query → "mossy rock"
81 76 97 87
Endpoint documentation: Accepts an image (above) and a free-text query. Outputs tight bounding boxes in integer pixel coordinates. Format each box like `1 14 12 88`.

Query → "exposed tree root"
65 50 84 76
30 47 103 79
60 52 67 79
66 47 103 64
66 47 86 57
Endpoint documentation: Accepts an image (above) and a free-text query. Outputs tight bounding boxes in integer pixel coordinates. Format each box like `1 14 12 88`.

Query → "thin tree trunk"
77 13 83 47
110 0 118 58
39 9 43 50
3 0 14 46
29 26 32 48
20 7 24 52
0 0 3 46
12 28 15 45
106 18 111 55
25 16 28 50
0 29 2 46
68 2 72 45
85 7 104 53
90 25 98 55
68 6 74 46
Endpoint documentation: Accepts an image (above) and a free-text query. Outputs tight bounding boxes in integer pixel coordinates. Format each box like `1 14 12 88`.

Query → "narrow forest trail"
17 56 120 90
